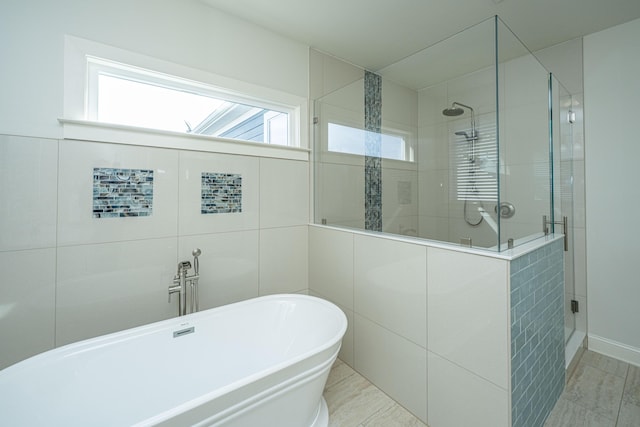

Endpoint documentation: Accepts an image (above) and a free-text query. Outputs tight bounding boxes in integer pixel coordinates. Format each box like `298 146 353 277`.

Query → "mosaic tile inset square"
201 172 242 214
93 168 154 218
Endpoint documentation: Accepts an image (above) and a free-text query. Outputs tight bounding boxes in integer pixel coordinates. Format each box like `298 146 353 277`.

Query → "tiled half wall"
510 239 565 427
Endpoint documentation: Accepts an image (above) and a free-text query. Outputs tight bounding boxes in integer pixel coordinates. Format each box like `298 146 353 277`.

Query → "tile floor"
324 350 640 427
544 350 640 427
324 358 427 426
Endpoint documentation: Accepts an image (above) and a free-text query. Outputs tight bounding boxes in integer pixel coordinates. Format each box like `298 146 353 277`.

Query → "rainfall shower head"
442 102 475 117
445 102 478 163
442 105 465 116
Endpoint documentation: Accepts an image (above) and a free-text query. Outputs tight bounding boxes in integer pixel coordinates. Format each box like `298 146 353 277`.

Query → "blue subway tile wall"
201 172 242 214
92 168 153 218
364 70 382 232
510 239 565 427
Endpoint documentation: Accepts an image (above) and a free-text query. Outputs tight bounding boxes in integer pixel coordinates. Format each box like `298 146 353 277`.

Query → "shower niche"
313 16 556 252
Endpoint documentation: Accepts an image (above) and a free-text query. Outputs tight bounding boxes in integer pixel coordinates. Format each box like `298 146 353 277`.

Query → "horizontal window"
86 57 292 146
327 123 413 161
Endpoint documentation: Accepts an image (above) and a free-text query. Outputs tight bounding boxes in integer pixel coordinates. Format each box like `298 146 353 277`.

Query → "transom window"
327 123 413 161
86 57 291 145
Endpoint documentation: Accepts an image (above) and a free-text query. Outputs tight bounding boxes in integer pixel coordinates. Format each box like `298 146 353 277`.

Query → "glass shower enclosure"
313 16 557 252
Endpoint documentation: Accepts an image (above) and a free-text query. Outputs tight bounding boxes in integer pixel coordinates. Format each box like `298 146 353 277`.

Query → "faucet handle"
177 261 191 273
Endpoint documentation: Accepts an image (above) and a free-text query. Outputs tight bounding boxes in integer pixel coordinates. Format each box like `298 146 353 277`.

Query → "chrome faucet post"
168 249 202 316
191 248 201 313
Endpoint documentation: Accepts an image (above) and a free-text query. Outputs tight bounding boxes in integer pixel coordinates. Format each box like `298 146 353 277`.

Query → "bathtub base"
311 398 329 427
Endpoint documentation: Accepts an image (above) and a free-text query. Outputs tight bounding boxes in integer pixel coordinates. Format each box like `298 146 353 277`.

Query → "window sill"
58 118 310 161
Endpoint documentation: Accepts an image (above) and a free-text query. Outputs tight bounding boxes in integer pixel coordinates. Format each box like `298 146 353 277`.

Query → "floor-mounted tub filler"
0 294 347 427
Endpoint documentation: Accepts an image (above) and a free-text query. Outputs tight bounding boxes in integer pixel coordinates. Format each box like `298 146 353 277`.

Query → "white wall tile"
259 158 309 228
427 247 509 388
0 249 56 369
381 167 418 228
259 226 308 295
418 83 447 127
339 306 355 367
0 136 58 251
428 351 509 427
355 314 428 423
382 78 418 127
354 235 427 348
57 140 179 246
418 215 450 242
179 150 259 235
56 238 177 345
178 230 259 310
417 168 449 218
417 122 448 171
501 104 549 166
308 226 354 308
316 162 364 226
499 161 550 242
311 289 355 367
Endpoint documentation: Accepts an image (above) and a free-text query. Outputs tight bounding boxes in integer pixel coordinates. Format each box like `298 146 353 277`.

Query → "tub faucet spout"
168 250 202 317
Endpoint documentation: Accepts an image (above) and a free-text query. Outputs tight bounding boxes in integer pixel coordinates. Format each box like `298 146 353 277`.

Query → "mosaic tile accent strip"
364 70 382 232
510 239 565 427
92 168 153 218
201 172 242 214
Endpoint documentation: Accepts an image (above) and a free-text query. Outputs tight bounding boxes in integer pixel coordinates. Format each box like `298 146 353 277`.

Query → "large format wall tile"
427 246 509 388
308 226 354 308
354 234 427 348
56 238 177 345
57 140 179 245
259 226 308 295
428 351 509 427
179 150 259 235
0 136 58 251
259 158 309 228
316 162 364 227
354 314 427 423
178 230 259 309
0 249 56 369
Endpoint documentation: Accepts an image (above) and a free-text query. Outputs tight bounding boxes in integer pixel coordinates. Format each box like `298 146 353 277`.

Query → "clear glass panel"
495 17 552 250
313 16 554 252
314 76 366 230
553 75 578 344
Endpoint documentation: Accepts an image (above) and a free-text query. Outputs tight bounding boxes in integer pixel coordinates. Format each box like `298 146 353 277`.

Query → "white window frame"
62 35 308 160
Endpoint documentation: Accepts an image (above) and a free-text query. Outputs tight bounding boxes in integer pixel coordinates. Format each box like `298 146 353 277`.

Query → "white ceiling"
200 0 640 71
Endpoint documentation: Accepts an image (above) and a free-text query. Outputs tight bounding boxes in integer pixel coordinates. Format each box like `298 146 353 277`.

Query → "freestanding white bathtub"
0 294 347 426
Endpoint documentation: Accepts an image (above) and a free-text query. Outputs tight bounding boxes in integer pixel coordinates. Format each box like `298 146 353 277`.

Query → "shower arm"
452 102 477 160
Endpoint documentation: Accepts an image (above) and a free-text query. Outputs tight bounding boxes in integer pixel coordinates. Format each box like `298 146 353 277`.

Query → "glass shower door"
554 77 577 344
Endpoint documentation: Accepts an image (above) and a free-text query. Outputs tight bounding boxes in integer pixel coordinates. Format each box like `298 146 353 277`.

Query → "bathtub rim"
0 294 347 425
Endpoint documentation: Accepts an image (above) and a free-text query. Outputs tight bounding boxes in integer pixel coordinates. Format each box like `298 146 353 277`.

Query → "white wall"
0 0 311 369
0 0 308 139
584 17 640 365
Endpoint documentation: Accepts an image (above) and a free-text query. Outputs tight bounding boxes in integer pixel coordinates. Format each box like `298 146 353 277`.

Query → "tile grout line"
613 365 630 426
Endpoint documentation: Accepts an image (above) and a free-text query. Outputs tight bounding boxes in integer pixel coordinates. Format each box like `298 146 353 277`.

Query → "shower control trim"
495 202 515 219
